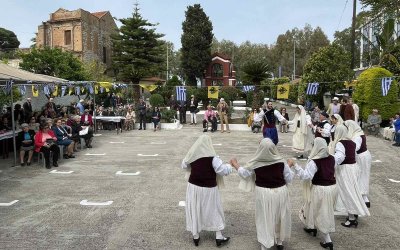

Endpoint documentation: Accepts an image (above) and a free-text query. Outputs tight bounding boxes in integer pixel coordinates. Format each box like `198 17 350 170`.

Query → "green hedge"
353 67 400 121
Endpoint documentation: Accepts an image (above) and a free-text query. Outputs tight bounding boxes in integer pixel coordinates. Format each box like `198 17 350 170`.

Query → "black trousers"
40 144 60 165
203 118 217 131
139 114 146 129
179 109 186 123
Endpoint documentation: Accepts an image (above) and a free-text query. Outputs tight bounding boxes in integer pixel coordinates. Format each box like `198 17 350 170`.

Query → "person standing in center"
181 135 232 247
230 138 293 250
138 98 147 130
217 98 230 133
290 105 312 158
187 95 198 125
258 101 287 145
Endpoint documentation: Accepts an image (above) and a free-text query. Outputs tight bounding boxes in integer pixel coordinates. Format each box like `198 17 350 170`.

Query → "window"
64 30 72 45
212 63 223 77
103 47 107 63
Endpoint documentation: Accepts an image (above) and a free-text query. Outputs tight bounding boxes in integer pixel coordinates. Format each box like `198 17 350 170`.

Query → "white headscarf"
333 114 344 126
328 125 349 155
183 135 225 188
308 137 329 162
291 105 307 135
344 120 364 139
239 138 284 192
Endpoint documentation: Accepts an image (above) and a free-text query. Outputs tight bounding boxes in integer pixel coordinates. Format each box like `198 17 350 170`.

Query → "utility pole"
293 39 296 81
166 43 169 81
350 0 357 69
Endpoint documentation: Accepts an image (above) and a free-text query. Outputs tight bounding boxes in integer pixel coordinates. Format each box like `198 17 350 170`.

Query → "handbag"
79 126 89 136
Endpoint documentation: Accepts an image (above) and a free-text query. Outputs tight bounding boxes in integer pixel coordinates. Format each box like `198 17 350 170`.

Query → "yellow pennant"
95 85 99 94
81 87 85 94
68 87 73 95
277 84 290 99
52 85 58 96
139 84 158 92
208 86 219 99
32 85 39 97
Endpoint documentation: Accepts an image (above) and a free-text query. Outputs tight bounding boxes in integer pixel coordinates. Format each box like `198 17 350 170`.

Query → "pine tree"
181 4 213 86
112 4 165 93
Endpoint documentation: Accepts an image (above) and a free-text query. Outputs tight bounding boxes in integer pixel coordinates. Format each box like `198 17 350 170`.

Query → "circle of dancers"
181 110 371 250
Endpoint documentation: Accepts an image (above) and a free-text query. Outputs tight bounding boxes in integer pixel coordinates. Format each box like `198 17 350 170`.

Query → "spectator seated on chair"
392 113 400 147
383 116 396 141
248 108 263 133
202 105 218 132
17 123 35 166
53 118 75 159
34 122 60 169
366 109 382 136
125 108 135 131
71 115 94 149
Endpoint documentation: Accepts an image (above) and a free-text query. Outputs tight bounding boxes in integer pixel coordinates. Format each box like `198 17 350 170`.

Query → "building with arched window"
204 53 236 86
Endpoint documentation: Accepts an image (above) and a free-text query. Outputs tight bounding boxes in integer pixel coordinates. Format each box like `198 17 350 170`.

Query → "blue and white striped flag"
100 87 104 93
176 86 187 101
88 85 94 94
381 77 393 96
75 86 81 95
61 86 67 97
43 85 50 95
5 80 13 94
19 85 26 95
306 82 319 95
242 85 255 92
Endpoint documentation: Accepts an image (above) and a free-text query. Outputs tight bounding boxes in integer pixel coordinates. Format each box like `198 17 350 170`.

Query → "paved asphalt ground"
1 105 400 250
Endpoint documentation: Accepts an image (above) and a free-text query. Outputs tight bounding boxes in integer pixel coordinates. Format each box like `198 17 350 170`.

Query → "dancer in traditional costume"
181 135 232 247
344 120 372 208
330 125 370 227
290 105 313 158
258 101 287 145
288 138 338 250
230 138 293 250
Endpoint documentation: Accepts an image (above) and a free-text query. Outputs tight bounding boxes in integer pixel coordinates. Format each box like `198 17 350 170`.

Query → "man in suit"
178 99 187 124
23 98 33 123
138 98 147 130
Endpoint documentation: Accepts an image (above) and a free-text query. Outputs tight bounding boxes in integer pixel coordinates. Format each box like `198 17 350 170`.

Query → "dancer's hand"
287 158 295 167
230 158 239 170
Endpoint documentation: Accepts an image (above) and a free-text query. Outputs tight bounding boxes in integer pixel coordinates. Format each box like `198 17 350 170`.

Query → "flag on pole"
32 85 39 97
242 85 255 92
277 84 290 99
19 85 26 95
208 86 219 99
306 82 319 95
176 86 187 101
381 77 393 96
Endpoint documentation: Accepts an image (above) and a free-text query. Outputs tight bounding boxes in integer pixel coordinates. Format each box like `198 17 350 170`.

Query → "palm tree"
242 61 271 108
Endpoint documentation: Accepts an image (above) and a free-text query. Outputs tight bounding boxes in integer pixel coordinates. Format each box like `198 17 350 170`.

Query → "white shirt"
353 136 362 152
258 109 287 123
294 158 340 180
314 120 331 137
236 163 294 184
181 156 233 176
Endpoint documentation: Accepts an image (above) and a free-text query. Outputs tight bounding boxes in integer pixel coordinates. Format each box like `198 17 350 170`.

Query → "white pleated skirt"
292 129 305 151
305 185 338 234
255 185 291 249
185 183 225 235
336 163 370 216
357 150 372 195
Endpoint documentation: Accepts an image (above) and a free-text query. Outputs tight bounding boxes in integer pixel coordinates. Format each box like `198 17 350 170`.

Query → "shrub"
353 67 400 121
161 109 177 122
149 93 164 107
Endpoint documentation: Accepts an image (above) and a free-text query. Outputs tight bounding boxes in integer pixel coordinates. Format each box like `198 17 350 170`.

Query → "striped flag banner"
5 80 13 94
75 86 81 95
43 85 50 95
242 85 255 92
176 86 187 101
61 86 67 97
306 82 319 95
19 85 26 95
381 77 393 96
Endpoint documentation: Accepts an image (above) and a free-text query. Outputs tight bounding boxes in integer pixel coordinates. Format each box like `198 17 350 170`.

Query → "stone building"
204 53 236 86
36 8 117 68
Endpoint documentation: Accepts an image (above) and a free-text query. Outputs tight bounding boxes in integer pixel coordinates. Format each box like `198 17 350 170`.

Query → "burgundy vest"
188 157 217 188
312 156 336 186
356 135 367 154
340 140 356 165
254 162 285 188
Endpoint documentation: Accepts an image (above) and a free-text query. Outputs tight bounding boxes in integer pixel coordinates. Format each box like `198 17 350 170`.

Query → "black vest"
357 135 367 154
188 157 217 187
315 120 330 144
254 162 286 188
312 156 336 186
263 109 276 128
340 140 356 165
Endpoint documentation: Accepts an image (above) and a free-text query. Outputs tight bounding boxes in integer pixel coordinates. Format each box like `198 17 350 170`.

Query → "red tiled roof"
91 11 108 19
212 52 231 60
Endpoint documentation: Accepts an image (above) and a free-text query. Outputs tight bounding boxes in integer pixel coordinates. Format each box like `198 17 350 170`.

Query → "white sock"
193 234 199 239
348 214 356 220
322 233 332 243
216 231 224 239
277 240 283 245
362 195 370 203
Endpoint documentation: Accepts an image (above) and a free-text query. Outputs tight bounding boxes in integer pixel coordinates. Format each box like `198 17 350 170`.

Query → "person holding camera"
203 105 218 132
34 123 60 169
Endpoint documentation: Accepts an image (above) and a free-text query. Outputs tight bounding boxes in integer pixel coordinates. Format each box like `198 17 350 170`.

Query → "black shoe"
87 145 92 148
20 162 25 167
365 202 370 208
46 164 51 169
193 237 200 246
392 143 400 146
303 227 317 236
320 241 333 250
203 129 207 132
53 162 58 168
216 237 230 247
139 128 142 130
63 155 69 159
341 219 358 228
27 162 31 166
68 155 75 158
276 244 284 250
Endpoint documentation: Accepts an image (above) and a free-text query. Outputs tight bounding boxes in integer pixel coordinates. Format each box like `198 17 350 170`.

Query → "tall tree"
181 4 213 86
360 0 400 17
19 47 86 80
0 27 20 50
111 4 165 94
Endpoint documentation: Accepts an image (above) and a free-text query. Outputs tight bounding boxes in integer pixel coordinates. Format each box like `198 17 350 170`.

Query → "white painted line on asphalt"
372 160 382 163
0 200 19 207
282 145 293 148
299 158 307 161
137 154 159 157
49 170 74 174
0 170 2 173
213 143 222 146
80 200 113 206
150 142 166 145
116 171 141 176
179 201 186 207
388 178 400 183
93 134 102 137
109 142 125 144
85 153 106 156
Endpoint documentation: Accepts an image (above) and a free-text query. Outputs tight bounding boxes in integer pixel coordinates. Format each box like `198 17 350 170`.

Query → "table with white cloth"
0 130 21 158
94 116 126 134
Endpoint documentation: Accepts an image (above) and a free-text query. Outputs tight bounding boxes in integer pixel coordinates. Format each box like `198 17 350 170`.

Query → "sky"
1 0 364 50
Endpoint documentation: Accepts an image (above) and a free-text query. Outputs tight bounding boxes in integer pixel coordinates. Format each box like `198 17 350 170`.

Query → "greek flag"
5 80 13 94
306 82 319 95
88 85 94 94
176 86 186 101
19 85 26 95
381 77 393 96
242 85 255 92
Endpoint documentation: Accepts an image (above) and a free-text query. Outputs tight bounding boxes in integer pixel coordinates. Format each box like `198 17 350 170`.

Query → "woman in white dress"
288 138 338 250
344 120 372 208
330 125 370 227
181 134 232 247
291 105 313 158
230 138 294 250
